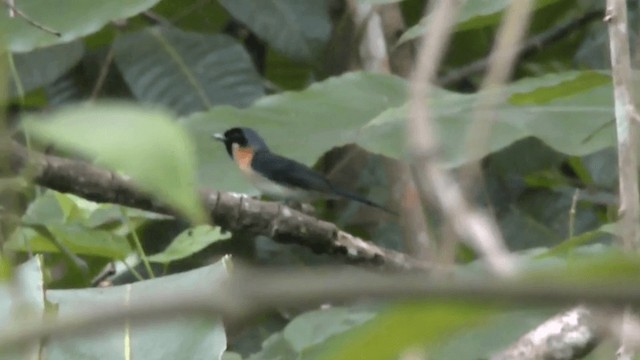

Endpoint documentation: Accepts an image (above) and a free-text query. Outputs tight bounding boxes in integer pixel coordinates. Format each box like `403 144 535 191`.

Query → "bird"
212 127 394 214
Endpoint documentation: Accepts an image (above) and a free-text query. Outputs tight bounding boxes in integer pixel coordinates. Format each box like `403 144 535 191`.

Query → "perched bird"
213 127 394 214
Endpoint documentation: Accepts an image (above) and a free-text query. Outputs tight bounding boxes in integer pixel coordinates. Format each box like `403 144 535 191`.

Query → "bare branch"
464 0 533 175
347 0 390 73
3 0 61 37
8 141 427 271
606 0 640 251
407 0 516 277
439 10 602 87
491 306 600 360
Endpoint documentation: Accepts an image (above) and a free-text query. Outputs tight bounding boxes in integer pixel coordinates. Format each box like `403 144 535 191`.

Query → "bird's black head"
213 127 270 157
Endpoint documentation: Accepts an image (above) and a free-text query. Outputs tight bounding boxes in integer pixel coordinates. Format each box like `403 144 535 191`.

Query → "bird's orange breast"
232 145 254 173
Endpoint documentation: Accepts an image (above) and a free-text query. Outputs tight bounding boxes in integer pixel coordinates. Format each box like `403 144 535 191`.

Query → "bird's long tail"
330 186 397 215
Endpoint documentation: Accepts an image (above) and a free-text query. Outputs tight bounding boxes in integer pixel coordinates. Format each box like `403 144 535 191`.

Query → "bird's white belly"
247 171 311 200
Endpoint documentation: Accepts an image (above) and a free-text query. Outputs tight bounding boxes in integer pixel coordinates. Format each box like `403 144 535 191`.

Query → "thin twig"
407 0 516 277
348 0 390 72
141 11 170 25
90 46 115 100
120 207 154 279
6 0 14 17
90 263 115 287
462 0 534 191
398 173 433 261
439 10 602 87
3 0 61 37
569 189 580 239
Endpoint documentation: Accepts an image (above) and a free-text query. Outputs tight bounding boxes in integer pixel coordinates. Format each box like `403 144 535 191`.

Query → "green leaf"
247 332 297 360
9 41 84 98
183 72 407 193
222 352 244 360
5 225 132 259
316 302 496 360
536 229 606 259
399 0 562 44
186 70 615 196
283 307 376 353
509 71 610 104
525 249 640 283
85 206 171 230
0 0 161 52
21 190 67 225
218 0 331 62
357 0 403 3
431 308 559 359
45 259 230 359
23 102 205 222
246 306 377 360
148 225 230 264
264 49 313 90
0 257 45 359
151 0 230 33
358 71 614 165
114 26 264 116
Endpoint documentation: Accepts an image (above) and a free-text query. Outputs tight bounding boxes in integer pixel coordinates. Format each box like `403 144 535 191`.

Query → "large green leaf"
316 302 496 360
5 225 132 260
218 0 331 62
358 71 613 165
246 306 377 360
114 26 264 116
431 308 559 359
357 0 403 3
183 71 613 196
151 0 230 33
148 225 231 264
399 0 562 44
0 0 161 52
182 72 407 193
283 307 376 353
23 102 204 222
44 259 229 360
0 257 45 359
3 191 133 259
8 41 84 98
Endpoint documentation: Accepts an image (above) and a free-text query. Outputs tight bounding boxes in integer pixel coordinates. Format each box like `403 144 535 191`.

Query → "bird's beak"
212 133 225 142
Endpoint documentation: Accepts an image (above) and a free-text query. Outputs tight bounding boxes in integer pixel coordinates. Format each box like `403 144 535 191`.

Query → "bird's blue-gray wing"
250 152 332 192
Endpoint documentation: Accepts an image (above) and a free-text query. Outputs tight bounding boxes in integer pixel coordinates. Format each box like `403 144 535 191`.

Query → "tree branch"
439 10 602 87
3 0 61 37
8 141 427 271
491 306 600 360
606 0 640 250
1 266 636 352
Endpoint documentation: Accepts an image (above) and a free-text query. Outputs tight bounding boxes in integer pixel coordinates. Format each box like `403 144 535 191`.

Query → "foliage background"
0 0 632 359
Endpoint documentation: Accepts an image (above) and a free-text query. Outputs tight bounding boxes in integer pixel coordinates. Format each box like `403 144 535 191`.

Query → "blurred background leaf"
23 103 204 222
218 0 331 63
0 0 161 52
114 26 264 115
